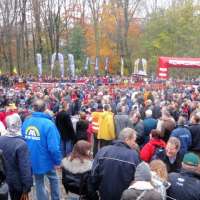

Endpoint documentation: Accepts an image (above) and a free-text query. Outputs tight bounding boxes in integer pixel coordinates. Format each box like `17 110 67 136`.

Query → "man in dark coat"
88 128 140 200
188 113 200 156
167 152 200 200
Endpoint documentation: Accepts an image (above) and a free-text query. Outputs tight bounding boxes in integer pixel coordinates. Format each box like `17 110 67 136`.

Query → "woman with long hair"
62 140 92 200
150 159 170 200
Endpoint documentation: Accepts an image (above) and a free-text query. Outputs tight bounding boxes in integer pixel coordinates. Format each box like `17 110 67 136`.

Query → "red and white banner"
157 57 200 79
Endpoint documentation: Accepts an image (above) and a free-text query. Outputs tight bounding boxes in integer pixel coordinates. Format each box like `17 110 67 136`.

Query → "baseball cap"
183 152 200 166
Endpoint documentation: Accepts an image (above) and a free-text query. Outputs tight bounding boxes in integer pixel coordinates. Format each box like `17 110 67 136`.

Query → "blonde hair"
150 159 168 181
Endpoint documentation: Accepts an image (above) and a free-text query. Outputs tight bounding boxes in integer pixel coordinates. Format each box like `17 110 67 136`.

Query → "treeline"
0 0 199 77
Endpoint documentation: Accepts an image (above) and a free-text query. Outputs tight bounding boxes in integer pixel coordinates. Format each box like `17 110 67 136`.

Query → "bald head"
33 99 46 112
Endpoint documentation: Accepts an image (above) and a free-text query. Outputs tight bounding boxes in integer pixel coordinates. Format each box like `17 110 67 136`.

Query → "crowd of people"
0 74 199 200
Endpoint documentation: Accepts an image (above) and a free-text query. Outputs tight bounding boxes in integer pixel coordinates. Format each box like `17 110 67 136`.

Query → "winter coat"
97 111 115 141
75 120 89 142
89 140 140 200
189 124 200 152
140 139 166 162
167 169 200 200
121 181 162 200
170 126 192 156
62 156 92 198
22 112 61 174
158 152 183 173
0 136 33 192
133 120 145 146
114 113 132 138
55 110 76 141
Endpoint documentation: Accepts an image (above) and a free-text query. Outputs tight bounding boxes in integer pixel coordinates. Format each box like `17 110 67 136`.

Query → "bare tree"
0 0 19 74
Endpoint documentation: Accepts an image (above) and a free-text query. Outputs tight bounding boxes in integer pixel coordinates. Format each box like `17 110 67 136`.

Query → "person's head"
190 113 200 124
182 152 200 171
150 129 163 139
145 109 152 118
79 111 87 120
177 116 186 126
103 104 111 112
118 128 137 149
150 159 168 181
70 140 92 163
166 137 180 158
5 113 22 135
130 111 141 124
33 99 46 112
134 162 152 182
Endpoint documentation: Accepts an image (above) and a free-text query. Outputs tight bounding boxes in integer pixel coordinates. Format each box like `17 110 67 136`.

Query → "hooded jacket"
97 111 115 140
121 182 162 200
22 112 61 174
140 139 166 162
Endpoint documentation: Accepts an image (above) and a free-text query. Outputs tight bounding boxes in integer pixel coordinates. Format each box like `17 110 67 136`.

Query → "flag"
68 54 75 77
13 67 17 74
36 53 42 77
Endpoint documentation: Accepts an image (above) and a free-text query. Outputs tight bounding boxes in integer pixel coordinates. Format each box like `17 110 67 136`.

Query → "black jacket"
189 124 200 151
89 141 140 200
62 157 92 199
157 151 183 173
55 110 75 141
167 169 200 200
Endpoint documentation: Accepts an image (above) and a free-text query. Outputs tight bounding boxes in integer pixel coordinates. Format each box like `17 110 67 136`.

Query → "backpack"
151 144 165 161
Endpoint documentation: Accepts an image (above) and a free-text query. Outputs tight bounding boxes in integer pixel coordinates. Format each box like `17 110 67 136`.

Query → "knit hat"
183 152 200 166
134 162 152 182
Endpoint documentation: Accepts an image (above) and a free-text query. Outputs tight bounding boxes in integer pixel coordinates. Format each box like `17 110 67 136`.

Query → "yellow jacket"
97 111 116 140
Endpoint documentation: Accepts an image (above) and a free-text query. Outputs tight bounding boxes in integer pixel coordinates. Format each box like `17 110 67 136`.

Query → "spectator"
189 113 200 157
167 152 200 200
129 111 145 146
22 99 61 200
170 116 192 156
157 110 176 142
140 129 166 162
0 113 32 200
114 104 132 138
97 104 116 148
121 162 162 200
91 104 103 156
158 137 183 173
89 128 140 200
55 100 76 156
62 140 93 200
75 112 89 142
143 109 157 144
150 160 170 200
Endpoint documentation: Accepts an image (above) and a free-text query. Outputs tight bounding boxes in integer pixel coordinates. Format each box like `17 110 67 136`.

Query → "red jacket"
140 138 166 162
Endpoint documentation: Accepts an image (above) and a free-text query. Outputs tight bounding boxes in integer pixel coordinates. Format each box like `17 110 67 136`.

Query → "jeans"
35 170 60 200
61 140 73 157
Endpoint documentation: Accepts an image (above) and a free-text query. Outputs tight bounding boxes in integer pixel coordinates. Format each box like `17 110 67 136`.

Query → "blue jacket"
0 136 33 192
89 140 140 200
167 170 200 200
170 126 192 155
22 112 61 174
